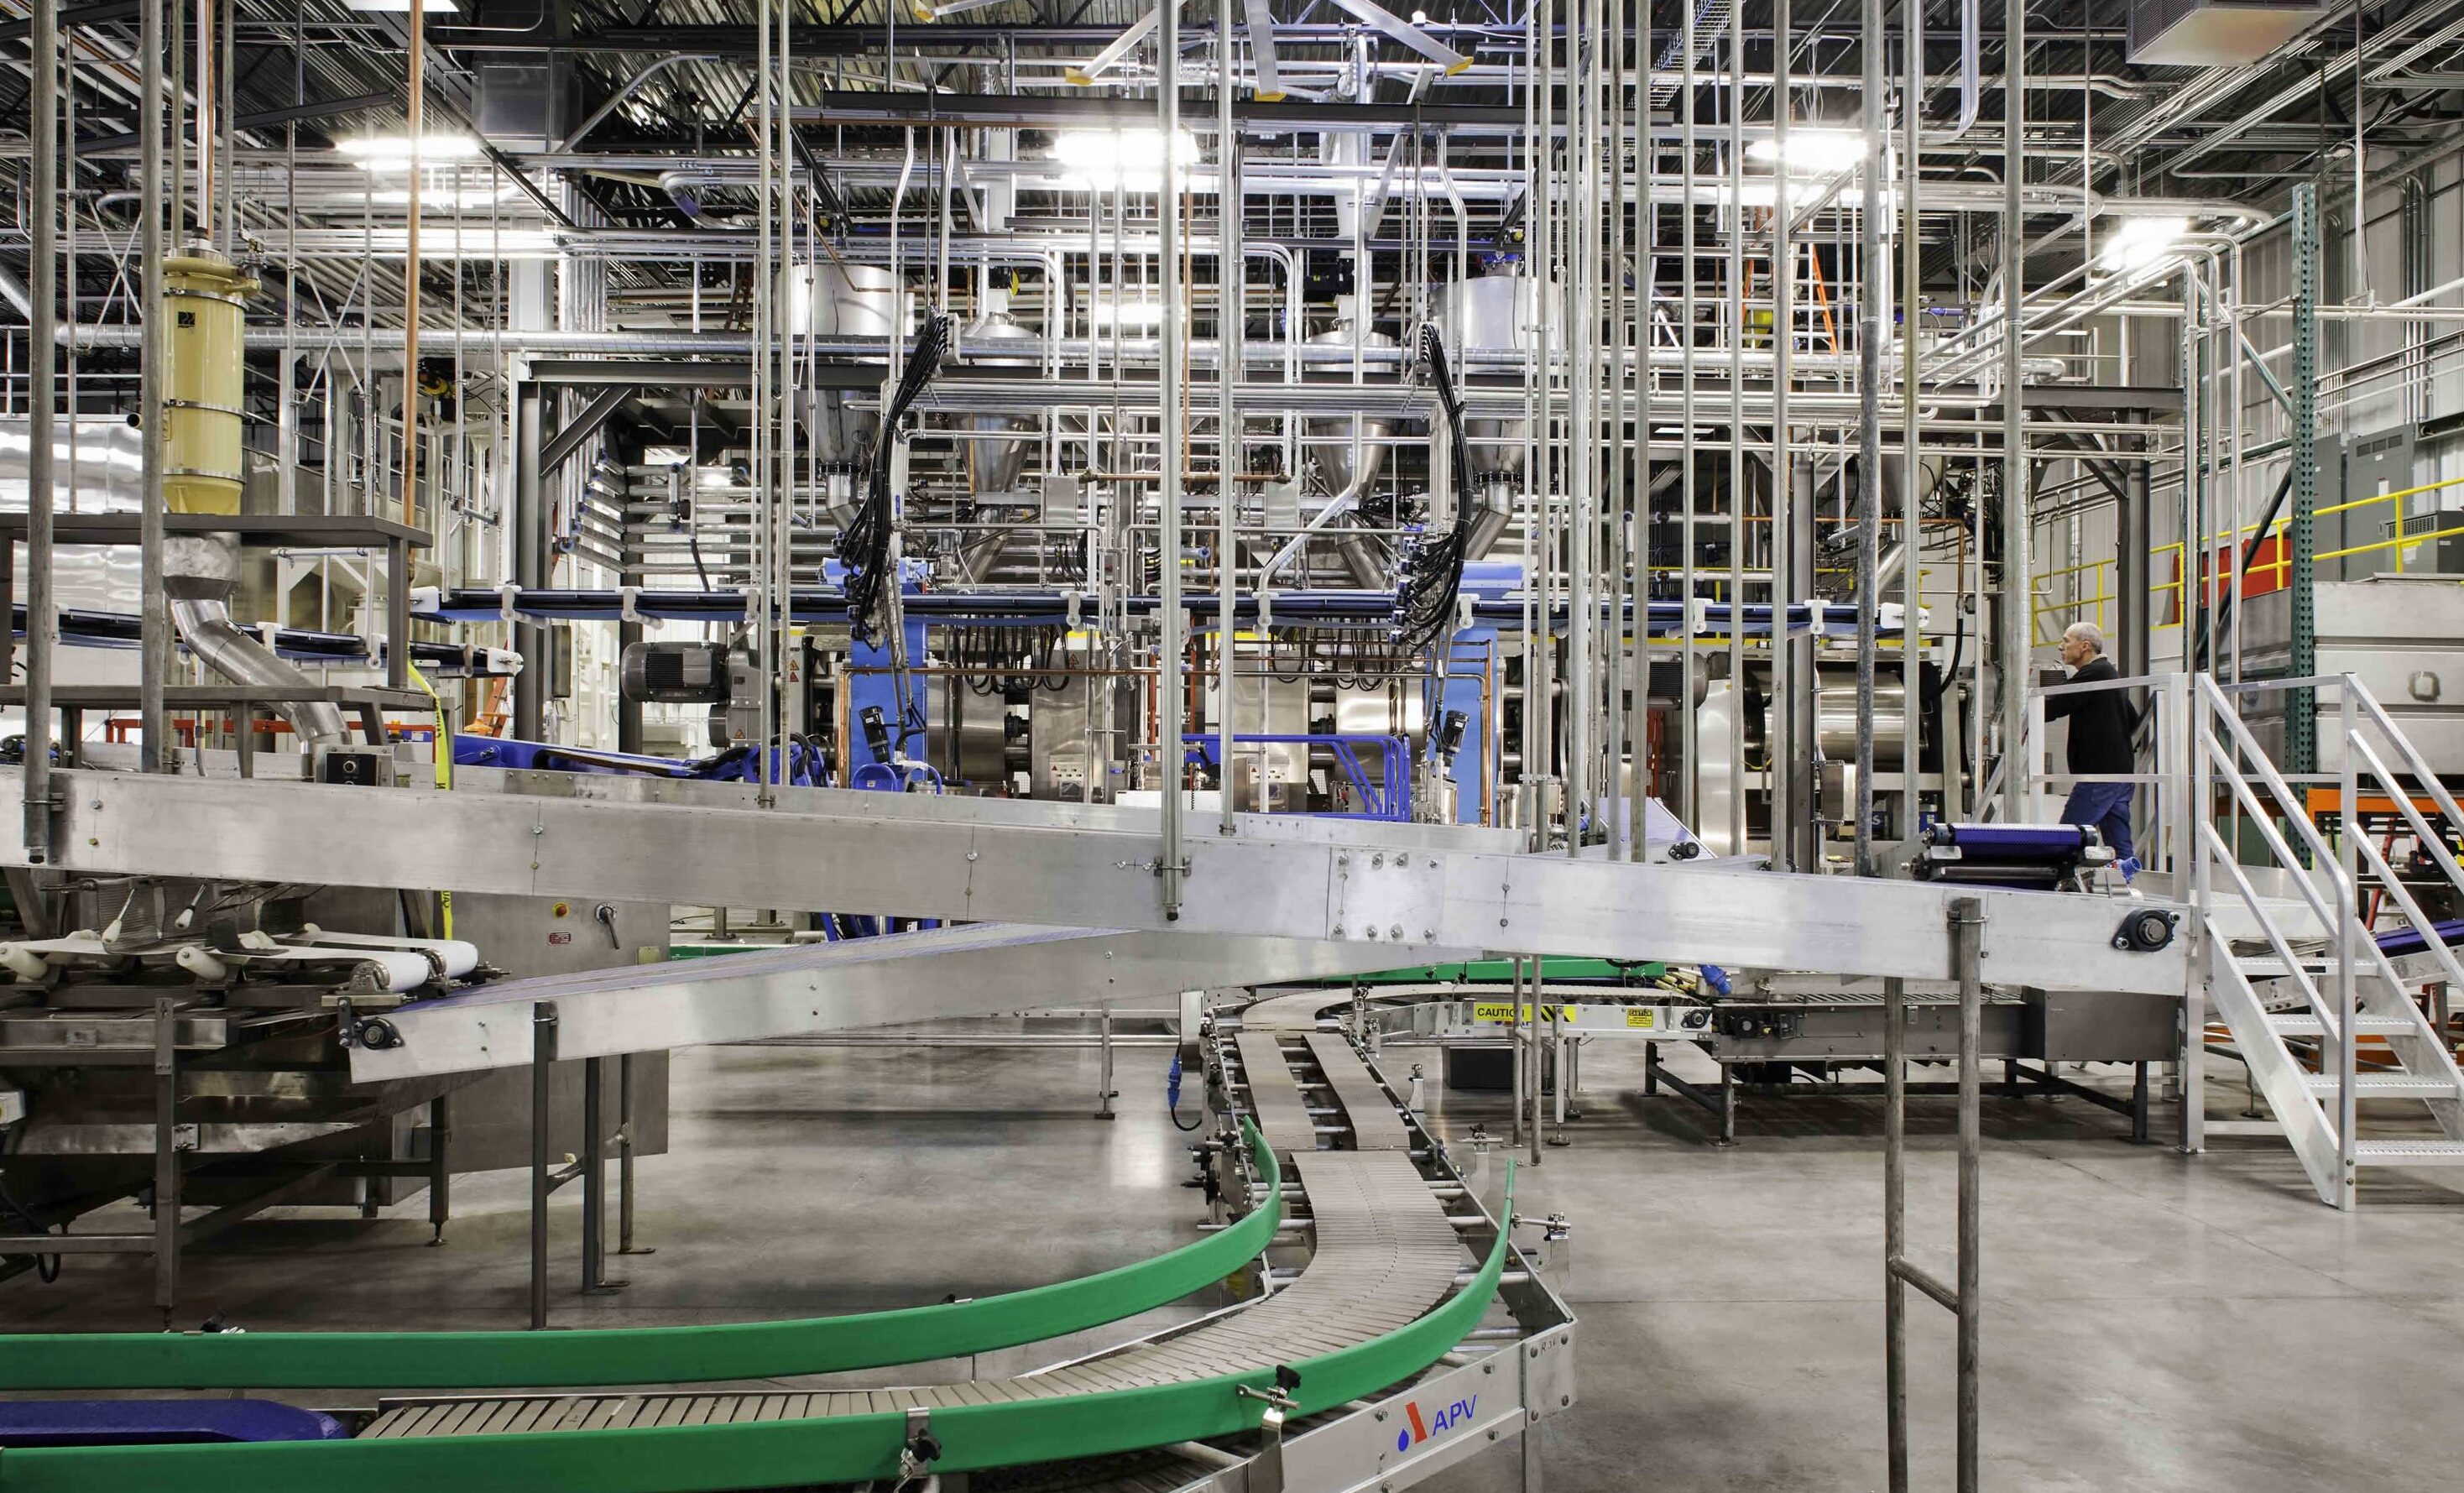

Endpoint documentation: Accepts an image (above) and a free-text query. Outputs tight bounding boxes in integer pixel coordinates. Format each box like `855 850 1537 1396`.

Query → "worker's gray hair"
2063 621 2105 655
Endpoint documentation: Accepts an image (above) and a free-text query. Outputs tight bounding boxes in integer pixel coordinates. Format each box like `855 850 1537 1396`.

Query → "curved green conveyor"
0 1124 1283 1392
0 1166 1517 1493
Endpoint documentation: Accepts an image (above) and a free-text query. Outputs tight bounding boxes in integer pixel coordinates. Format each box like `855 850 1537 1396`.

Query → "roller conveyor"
358 1042 1470 1443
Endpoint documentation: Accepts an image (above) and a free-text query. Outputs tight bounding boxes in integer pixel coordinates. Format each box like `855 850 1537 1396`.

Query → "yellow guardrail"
2032 472 2464 645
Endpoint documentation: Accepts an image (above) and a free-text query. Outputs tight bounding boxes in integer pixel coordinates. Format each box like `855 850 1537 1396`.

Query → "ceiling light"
1746 129 1866 175
337 133 483 170
2099 216 2190 274
368 181 523 210
1085 296 1169 328
1051 128 1200 190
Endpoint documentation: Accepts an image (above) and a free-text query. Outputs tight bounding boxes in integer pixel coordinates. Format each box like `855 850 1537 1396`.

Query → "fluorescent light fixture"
1085 296 1169 328
2098 216 2190 273
1051 128 1199 190
337 133 484 169
368 180 523 210
1746 128 1866 175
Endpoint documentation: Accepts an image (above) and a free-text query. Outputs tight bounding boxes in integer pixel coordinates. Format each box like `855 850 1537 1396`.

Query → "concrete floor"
8 1028 2464 1490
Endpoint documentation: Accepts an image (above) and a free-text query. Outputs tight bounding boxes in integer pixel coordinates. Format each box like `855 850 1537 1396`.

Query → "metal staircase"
2195 672 2464 1208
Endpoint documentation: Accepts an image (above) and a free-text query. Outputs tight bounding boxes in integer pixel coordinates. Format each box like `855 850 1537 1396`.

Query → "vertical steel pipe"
1217 0 1240 838
139 0 170 772
1159 0 1188 915
1853 0 1883 875
1997 0 2028 817
23 0 57 858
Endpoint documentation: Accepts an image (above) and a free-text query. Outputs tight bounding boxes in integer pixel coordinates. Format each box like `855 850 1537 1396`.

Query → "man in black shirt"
2044 621 2138 875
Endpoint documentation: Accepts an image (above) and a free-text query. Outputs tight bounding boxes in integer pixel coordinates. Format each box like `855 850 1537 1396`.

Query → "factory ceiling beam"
0 3 138 43
796 90 1527 132
0 770 2191 998
72 89 394 153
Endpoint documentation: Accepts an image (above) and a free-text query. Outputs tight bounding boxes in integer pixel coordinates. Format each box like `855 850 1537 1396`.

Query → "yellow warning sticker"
1626 1008 1657 1029
1471 1003 1567 1024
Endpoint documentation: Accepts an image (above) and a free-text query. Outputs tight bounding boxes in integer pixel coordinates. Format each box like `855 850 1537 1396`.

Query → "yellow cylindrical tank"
162 249 258 515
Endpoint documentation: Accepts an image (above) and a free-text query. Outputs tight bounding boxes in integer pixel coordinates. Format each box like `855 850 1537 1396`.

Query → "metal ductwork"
1305 306 1396 589
165 535 351 751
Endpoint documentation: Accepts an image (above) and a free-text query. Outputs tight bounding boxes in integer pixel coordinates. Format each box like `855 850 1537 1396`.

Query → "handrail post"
2336 678 2359 1208
2185 672 2212 1153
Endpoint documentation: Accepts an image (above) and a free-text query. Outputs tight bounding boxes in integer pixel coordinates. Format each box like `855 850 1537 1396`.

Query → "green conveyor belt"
0 1169 1518 1493
0 1124 1282 1392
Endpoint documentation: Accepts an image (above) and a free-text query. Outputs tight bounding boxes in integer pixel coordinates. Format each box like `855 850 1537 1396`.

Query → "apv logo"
1395 1394 1477 1452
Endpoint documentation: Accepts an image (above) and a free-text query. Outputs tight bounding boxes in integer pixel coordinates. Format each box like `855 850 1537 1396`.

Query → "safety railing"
2028 473 2464 650
2190 671 2464 1206
2019 670 2190 884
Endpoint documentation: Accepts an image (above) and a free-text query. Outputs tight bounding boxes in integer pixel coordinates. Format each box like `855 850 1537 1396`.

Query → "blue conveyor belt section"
10 605 518 677
0 1400 347 1448
1921 822 2094 862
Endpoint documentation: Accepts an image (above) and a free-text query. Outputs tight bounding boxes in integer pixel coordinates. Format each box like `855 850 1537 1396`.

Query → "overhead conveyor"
403 583 1911 639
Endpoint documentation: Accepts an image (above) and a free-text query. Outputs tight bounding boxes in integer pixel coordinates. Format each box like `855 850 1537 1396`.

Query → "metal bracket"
497 583 521 628
897 1406 942 1484
1257 590 1274 631
618 586 640 624
1235 1365 1302 1493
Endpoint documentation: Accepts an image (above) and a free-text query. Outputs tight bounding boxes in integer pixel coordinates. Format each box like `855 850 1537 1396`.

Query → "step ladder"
2195 673 2464 1208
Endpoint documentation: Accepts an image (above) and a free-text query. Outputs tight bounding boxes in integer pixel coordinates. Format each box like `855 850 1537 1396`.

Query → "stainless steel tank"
1435 269 1554 482
1303 312 1396 495
781 261 901 470
963 305 1039 496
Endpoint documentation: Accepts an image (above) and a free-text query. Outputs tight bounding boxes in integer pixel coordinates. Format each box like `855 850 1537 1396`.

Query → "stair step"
2300 1073 2462 1099
2352 1140 2464 1165
2267 1014 2425 1038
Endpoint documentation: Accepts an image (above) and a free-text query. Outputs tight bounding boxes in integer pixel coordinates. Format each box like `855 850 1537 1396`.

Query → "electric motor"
620 640 733 704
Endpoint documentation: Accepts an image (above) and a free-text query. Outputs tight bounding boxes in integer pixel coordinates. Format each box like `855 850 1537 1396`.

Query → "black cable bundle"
1391 323 1477 651
838 312 954 644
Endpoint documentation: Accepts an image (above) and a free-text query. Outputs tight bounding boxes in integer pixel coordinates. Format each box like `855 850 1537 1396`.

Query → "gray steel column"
1899 0 1924 854
1157 0 1188 916
425 1093 451 1245
2119 421 2151 681
514 380 546 742
1853 0 1882 874
139 0 170 772
1769 0 1794 867
2288 184 2320 774
1216 0 1240 839
1882 974 1907 1492
529 1000 556 1329
1997 0 2028 817
153 995 181 1320
1952 896 1983 1493
23 0 57 859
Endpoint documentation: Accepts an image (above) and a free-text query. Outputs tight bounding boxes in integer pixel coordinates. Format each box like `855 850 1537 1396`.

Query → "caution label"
1626 1008 1657 1029
1471 1003 1569 1024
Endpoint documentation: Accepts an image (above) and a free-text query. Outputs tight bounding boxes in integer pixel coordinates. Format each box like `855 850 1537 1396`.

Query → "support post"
529 1000 556 1329
152 995 180 1322
23 0 57 859
426 1092 450 1245
582 1054 624 1292
2287 185 2320 775
1883 974 1907 1493
619 1052 650 1255
1882 900 1984 1492
138 0 169 773
1095 1007 1117 1119
513 380 546 743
